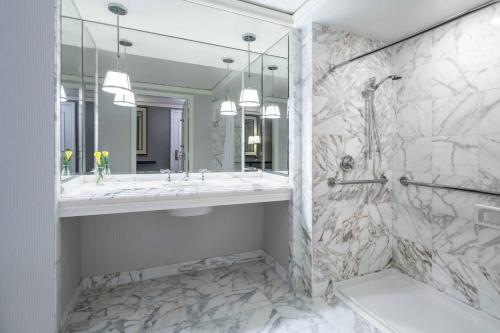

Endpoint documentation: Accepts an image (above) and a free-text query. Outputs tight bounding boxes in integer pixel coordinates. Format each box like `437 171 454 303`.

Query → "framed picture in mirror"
137 106 148 155
245 115 259 156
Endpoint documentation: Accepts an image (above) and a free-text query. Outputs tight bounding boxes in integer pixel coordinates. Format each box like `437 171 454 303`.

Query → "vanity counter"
58 172 291 217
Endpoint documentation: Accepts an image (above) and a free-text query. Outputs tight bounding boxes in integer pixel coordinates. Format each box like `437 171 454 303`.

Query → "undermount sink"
168 206 213 217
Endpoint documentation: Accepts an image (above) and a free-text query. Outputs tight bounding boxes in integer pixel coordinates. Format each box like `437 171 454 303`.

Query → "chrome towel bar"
327 175 388 187
400 177 500 197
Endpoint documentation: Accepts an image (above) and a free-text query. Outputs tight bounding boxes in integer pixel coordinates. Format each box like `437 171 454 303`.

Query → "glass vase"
104 163 111 178
61 163 71 177
95 167 105 185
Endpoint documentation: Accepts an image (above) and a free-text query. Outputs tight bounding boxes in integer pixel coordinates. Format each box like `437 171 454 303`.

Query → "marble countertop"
59 172 291 217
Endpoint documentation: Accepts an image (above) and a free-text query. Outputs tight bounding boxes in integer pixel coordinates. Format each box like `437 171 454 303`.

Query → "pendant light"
102 4 132 95
239 33 260 107
114 40 136 107
60 85 67 102
263 65 280 118
220 57 237 115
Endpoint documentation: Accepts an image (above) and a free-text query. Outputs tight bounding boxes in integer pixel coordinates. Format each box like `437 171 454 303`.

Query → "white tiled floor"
65 260 380 332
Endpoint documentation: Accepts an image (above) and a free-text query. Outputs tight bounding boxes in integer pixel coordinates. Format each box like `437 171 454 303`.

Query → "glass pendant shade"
103 70 132 94
114 89 136 107
248 135 261 145
220 100 237 115
60 86 67 102
263 104 280 118
239 88 260 107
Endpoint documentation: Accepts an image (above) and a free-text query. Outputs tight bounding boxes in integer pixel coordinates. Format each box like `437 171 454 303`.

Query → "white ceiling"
295 0 489 42
237 0 309 14
63 0 290 55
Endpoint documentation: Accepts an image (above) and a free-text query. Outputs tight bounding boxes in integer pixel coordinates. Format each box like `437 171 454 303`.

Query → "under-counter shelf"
58 172 291 217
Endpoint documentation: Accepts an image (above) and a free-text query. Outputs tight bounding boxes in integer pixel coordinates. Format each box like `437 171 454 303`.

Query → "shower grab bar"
327 175 388 187
400 177 500 197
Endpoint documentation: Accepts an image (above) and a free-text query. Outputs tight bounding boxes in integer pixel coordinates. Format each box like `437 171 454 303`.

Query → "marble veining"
58 172 291 217
64 260 380 333
61 173 289 202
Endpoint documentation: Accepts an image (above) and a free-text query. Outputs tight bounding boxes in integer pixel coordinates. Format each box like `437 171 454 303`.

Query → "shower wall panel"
390 3 500 319
310 24 395 297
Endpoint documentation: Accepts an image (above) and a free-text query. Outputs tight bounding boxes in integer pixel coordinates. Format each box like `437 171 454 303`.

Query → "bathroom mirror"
59 3 289 177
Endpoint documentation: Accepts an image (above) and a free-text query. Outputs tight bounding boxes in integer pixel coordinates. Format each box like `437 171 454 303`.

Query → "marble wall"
304 2 500 318
390 3 500 319
288 27 313 294
309 24 394 297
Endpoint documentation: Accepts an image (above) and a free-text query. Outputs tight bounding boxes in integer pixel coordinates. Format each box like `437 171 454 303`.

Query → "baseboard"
82 250 288 290
261 251 289 281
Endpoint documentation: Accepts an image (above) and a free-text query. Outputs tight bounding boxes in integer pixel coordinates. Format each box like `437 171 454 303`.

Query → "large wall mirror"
59 0 289 178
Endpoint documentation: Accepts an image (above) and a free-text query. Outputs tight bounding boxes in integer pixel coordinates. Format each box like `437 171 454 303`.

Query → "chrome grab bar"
400 177 500 197
327 175 388 187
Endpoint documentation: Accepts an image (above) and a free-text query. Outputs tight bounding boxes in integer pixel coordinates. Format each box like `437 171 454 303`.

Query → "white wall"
80 204 264 276
192 94 213 171
263 202 290 271
0 0 57 331
98 90 135 173
58 219 81 322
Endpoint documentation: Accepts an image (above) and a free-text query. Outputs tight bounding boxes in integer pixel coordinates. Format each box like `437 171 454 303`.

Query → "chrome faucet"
160 169 171 182
199 169 209 181
183 170 190 181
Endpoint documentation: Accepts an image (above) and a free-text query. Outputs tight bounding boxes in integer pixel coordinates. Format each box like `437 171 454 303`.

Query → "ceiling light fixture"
248 135 261 145
114 39 136 107
220 57 237 115
102 4 133 96
263 65 280 119
239 33 260 107
491 16 500 25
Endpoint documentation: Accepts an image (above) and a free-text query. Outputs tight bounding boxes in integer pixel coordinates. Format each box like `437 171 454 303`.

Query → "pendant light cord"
271 69 274 102
226 62 230 100
116 13 120 70
247 41 251 87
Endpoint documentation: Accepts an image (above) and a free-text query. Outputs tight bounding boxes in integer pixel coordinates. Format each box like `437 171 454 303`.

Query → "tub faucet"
160 169 171 182
183 171 190 181
199 169 209 181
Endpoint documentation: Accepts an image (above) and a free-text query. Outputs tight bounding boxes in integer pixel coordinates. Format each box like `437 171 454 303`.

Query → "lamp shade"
114 89 136 107
248 135 261 145
239 88 260 107
60 86 67 102
103 70 132 94
220 100 237 115
263 104 280 118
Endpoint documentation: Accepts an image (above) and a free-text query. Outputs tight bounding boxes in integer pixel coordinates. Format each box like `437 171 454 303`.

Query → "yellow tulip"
102 151 109 158
94 151 102 166
65 149 72 161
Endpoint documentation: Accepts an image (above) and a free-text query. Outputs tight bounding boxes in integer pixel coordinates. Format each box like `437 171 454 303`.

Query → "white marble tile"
478 266 500 320
396 100 432 137
431 175 479 221
479 134 500 191
432 216 478 262
478 88 500 135
432 135 479 178
393 236 433 285
431 251 479 307
392 136 432 172
432 93 478 136
65 260 379 333
393 203 432 248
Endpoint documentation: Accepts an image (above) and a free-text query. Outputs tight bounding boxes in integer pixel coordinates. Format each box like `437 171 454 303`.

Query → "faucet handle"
160 169 171 182
199 169 209 180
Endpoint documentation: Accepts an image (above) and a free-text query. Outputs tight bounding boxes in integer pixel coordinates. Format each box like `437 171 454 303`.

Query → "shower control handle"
340 155 355 172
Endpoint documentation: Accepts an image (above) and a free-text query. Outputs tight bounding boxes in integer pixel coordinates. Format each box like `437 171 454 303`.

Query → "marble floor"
65 260 380 333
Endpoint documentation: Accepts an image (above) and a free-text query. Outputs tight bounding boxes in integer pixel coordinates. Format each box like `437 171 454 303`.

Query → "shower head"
373 74 402 90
